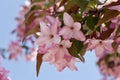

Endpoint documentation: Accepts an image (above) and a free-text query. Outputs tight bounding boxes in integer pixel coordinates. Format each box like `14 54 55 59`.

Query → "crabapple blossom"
8 41 22 60
35 20 61 50
25 47 37 61
42 40 78 71
117 45 120 54
98 55 120 79
86 39 114 58
59 12 86 41
0 67 10 80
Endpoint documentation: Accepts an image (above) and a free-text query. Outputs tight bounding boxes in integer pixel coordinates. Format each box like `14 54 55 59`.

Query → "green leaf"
68 39 86 62
75 0 89 13
89 0 102 8
71 13 82 22
96 9 120 27
32 0 44 3
65 0 75 12
86 16 99 30
36 53 43 77
45 0 54 8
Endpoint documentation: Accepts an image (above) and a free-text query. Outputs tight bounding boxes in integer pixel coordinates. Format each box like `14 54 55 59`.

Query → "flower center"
50 34 54 38
70 26 74 30
108 61 115 68
99 41 102 44
59 44 63 48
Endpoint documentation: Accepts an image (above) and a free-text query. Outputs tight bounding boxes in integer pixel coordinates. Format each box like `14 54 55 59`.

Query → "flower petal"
109 5 120 11
52 35 61 44
95 45 104 57
104 43 114 53
35 36 49 45
67 59 78 71
73 31 86 41
73 22 81 30
61 40 72 48
63 12 74 26
51 21 58 34
59 26 73 40
117 45 120 54
40 22 50 34
87 39 100 50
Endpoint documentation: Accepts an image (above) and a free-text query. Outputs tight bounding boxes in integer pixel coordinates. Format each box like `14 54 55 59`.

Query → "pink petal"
52 35 61 44
87 39 100 50
67 59 78 71
63 12 74 26
117 45 120 54
46 16 56 25
73 31 86 41
95 45 104 57
55 50 64 60
73 22 81 30
55 59 66 71
51 21 58 34
40 22 50 34
109 5 120 11
103 40 114 44
59 26 73 40
104 43 114 53
61 40 72 48
42 49 56 62
35 36 49 45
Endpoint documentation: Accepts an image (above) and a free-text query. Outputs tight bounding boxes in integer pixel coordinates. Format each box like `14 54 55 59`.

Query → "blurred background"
0 0 103 80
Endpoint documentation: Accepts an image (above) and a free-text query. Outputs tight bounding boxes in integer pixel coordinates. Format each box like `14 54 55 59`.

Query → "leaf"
75 0 89 13
68 39 86 62
25 5 42 26
71 13 82 22
36 53 43 77
32 0 44 3
99 28 114 39
96 9 120 27
64 0 75 12
22 25 40 42
86 16 99 30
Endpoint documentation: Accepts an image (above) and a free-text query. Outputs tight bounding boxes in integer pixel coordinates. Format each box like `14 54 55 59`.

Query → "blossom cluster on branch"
0 0 120 80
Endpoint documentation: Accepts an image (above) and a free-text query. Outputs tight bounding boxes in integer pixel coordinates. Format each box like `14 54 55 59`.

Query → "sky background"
0 0 103 80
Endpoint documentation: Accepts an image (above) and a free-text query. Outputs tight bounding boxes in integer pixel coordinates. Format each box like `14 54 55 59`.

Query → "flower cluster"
0 67 11 80
98 54 120 80
0 0 120 79
0 57 11 80
35 12 85 71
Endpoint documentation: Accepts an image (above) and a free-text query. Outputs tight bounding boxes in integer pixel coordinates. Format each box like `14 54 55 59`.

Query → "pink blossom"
117 45 120 54
8 41 22 60
35 21 61 49
59 12 86 41
98 56 120 79
0 67 10 80
42 40 78 71
25 47 37 61
116 36 120 43
86 39 114 58
109 5 120 11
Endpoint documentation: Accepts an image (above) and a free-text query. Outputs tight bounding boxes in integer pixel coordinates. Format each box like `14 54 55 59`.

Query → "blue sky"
0 0 103 80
